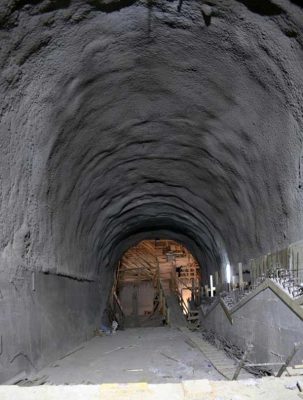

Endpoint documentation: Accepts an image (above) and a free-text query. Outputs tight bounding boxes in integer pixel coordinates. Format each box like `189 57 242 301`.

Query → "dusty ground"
27 326 224 385
2 326 303 399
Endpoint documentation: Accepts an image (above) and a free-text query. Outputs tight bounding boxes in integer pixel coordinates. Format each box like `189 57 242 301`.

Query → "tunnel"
0 0 303 391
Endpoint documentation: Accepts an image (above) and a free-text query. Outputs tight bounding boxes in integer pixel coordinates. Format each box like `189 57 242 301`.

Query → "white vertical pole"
209 275 216 297
226 263 231 291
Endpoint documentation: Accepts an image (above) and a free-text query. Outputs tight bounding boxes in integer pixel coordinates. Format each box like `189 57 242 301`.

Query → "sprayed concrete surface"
25 327 224 384
0 0 303 384
200 286 303 366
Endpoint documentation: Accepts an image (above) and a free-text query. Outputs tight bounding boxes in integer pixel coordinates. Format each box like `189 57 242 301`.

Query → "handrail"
171 267 201 316
176 290 189 316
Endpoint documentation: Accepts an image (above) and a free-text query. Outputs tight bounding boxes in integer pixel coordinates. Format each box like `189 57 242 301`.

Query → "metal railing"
172 272 200 329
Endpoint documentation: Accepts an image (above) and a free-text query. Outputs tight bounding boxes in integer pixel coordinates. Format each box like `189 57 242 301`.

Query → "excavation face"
0 0 302 384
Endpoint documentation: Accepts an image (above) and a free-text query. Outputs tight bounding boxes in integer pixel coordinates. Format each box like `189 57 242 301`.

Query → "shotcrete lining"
0 0 302 282
0 0 302 383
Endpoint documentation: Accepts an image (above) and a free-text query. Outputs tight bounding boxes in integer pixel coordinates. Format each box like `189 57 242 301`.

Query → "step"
178 327 254 380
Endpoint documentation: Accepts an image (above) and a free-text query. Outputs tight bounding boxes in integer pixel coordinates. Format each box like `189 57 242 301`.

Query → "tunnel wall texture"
0 271 101 383
200 287 303 367
0 0 303 382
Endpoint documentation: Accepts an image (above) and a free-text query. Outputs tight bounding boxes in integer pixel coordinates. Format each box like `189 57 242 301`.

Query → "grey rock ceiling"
0 0 302 281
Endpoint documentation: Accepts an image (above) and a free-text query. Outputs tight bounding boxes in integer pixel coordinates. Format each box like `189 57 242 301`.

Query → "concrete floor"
2 326 303 399
25 327 225 385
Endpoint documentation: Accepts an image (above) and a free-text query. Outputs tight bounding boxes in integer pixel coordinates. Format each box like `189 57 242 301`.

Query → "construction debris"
17 375 48 387
201 329 272 377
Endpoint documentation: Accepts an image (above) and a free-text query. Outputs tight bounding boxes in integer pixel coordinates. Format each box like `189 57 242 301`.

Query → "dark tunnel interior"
0 0 303 385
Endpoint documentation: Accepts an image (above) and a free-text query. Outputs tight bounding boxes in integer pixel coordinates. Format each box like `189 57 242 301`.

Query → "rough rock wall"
0 0 302 381
0 271 101 383
0 0 303 280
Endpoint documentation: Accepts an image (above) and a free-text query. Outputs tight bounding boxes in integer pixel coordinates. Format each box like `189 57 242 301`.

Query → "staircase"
162 289 187 328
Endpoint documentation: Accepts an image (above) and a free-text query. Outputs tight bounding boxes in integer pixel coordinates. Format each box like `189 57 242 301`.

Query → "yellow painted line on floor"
99 382 151 399
0 377 302 400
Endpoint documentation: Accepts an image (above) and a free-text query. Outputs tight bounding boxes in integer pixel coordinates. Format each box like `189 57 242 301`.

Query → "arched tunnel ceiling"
0 0 302 282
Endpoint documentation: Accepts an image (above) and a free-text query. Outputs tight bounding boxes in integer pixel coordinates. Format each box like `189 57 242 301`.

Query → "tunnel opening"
108 239 202 330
